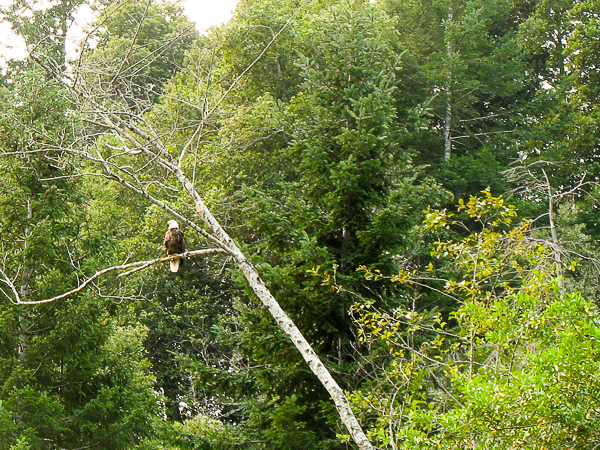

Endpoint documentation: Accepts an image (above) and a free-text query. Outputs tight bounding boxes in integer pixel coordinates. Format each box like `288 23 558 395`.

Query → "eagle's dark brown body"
164 222 185 272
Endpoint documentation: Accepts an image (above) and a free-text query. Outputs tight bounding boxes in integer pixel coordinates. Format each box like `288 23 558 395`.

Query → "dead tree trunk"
443 7 454 161
30 53 376 450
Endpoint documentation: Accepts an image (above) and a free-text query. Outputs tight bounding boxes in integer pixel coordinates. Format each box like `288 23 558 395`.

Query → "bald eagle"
164 220 185 272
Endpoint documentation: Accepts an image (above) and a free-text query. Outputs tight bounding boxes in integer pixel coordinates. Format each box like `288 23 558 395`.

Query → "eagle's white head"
167 219 179 229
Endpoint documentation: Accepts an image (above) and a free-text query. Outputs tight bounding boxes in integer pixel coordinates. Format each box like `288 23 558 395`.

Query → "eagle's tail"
170 258 180 272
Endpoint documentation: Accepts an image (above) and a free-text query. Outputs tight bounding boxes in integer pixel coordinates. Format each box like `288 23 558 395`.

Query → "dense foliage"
1 0 600 448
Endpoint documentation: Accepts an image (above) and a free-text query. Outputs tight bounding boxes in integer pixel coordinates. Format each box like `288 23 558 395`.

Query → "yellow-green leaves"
457 187 517 226
346 190 592 449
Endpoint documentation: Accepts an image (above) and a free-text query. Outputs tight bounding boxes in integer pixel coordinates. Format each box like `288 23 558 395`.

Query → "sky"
184 0 239 32
0 0 240 62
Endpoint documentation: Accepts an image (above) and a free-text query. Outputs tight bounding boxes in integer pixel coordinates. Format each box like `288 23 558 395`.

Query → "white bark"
28 45 376 450
181 177 375 450
443 81 452 161
443 7 454 161
541 168 564 296
101 147 376 450
18 198 33 361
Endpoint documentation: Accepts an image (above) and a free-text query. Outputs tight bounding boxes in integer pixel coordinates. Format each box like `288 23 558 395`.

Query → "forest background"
2 0 600 449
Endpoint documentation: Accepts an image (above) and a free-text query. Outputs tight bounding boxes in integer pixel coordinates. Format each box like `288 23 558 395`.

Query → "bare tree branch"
0 266 20 304
22 4 377 448
15 249 226 306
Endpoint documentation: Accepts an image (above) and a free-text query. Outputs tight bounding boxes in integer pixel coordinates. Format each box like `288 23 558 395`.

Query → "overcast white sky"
0 0 240 62
184 0 239 32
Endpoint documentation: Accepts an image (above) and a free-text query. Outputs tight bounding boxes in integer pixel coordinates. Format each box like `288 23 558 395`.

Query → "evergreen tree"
382 0 532 198
0 65 161 449
172 1 448 446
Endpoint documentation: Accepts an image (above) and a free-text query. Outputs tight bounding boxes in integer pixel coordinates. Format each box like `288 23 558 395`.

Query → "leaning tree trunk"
177 168 376 450
30 52 377 450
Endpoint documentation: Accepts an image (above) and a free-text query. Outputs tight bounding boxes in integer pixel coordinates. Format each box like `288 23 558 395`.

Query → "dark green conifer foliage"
0 66 160 449
7 0 600 448
192 1 447 446
216 0 305 101
382 0 532 199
